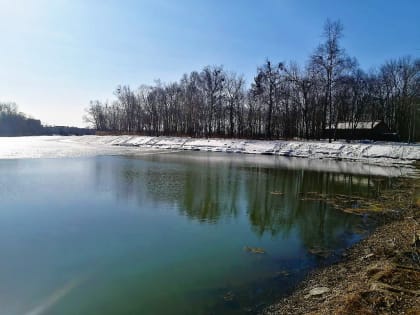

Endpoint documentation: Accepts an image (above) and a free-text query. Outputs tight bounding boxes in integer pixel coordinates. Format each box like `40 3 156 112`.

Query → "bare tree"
310 19 356 141
84 20 419 143
225 73 245 137
251 60 282 139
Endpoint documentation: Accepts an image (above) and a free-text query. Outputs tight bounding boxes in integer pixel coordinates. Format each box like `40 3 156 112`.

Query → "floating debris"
244 246 266 254
297 189 408 216
275 270 290 277
223 291 235 302
308 247 333 258
270 191 285 196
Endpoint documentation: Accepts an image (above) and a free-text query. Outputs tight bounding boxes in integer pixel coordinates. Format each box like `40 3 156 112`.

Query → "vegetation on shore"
86 20 419 142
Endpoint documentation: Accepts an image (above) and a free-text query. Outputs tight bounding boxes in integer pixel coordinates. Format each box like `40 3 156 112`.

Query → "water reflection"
0 154 400 315
180 163 242 222
93 153 391 245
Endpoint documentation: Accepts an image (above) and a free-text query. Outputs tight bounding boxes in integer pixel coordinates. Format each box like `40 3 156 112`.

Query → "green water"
0 153 391 315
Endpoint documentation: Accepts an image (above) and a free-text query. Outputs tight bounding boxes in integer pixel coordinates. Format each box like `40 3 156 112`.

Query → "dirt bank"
263 175 420 315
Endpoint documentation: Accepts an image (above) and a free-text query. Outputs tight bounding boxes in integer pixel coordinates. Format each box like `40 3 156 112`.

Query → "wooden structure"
324 121 398 141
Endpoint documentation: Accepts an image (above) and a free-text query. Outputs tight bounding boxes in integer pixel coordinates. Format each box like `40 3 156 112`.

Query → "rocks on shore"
305 287 330 298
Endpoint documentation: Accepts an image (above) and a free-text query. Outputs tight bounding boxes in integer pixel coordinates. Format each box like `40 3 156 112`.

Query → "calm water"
0 152 392 315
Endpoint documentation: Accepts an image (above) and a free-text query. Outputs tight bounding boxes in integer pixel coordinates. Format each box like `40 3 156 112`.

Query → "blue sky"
0 0 419 127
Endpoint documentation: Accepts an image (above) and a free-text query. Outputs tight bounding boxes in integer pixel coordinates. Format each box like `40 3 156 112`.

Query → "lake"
0 150 398 315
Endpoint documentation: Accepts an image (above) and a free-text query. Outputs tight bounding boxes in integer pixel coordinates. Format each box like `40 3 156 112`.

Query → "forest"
85 20 420 142
0 102 44 136
0 102 94 136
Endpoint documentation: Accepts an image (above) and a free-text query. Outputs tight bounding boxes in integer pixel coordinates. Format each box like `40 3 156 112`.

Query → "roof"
325 121 383 130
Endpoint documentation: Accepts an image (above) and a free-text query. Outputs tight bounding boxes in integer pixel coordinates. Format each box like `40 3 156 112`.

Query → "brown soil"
263 176 420 315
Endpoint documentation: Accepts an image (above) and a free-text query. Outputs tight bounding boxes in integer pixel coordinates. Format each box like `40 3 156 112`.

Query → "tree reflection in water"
93 152 393 251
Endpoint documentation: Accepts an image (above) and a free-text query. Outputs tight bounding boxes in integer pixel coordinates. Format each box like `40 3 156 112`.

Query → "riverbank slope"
70 135 420 165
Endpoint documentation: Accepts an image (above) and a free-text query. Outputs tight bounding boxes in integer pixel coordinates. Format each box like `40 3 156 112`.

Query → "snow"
0 135 418 177
68 135 420 165
0 136 161 159
1 135 419 164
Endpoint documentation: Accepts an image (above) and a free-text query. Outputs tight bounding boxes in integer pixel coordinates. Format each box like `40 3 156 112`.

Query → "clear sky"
0 0 419 127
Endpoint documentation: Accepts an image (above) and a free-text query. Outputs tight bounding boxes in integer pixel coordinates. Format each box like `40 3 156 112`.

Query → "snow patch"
68 135 420 165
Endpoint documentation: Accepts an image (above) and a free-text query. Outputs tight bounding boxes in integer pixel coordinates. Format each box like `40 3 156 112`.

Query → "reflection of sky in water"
0 154 394 315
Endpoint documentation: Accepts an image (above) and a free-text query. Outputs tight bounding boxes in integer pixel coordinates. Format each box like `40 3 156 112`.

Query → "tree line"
0 102 94 136
85 20 420 142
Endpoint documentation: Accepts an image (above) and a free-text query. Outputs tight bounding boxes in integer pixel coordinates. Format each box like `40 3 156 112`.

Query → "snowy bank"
0 136 418 177
70 135 420 165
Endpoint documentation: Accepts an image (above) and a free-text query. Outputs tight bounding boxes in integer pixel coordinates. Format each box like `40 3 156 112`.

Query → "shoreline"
262 175 420 315
1 136 417 177
1 135 419 167
69 135 420 166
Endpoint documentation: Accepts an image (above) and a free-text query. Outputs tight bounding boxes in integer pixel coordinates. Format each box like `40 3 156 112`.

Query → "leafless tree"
84 20 419 142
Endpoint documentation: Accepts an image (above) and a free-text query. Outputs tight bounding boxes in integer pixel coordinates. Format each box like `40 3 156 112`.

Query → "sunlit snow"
0 136 419 178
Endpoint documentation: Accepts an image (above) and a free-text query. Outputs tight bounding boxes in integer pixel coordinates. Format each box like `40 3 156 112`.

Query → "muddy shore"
262 172 420 315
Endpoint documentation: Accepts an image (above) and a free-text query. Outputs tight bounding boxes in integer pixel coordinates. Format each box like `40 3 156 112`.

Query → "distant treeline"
86 19 420 142
0 103 94 136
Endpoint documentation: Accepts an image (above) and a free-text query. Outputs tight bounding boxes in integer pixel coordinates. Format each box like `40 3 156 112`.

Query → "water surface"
0 152 394 315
